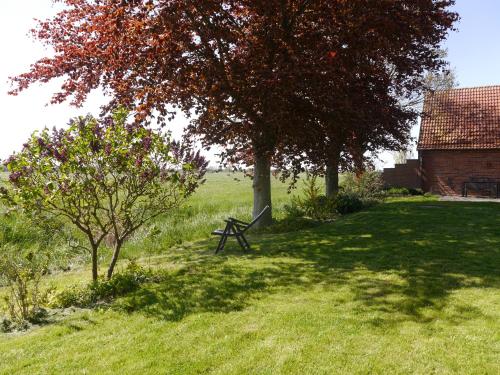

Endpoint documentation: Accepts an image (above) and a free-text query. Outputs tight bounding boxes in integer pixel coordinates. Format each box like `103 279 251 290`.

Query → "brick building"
382 85 500 197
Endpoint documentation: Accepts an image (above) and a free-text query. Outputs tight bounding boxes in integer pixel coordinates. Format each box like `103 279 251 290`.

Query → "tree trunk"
91 245 99 282
252 150 273 228
107 241 122 280
325 149 340 198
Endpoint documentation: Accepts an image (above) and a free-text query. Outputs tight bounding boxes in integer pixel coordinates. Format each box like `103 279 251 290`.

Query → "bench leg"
215 222 232 254
235 234 246 250
215 234 227 254
239 233 251 250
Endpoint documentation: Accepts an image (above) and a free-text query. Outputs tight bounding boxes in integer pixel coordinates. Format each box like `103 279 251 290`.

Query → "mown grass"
0 171 305 274
0 180 499 374
121 171 302 259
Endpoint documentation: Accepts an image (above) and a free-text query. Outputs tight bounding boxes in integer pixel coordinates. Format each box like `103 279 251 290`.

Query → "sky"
1 0 500 167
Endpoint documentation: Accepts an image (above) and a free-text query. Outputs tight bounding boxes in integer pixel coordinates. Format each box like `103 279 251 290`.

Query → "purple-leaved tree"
1 108 207 281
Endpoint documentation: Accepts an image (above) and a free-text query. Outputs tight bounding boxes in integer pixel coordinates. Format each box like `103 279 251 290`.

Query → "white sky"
0 1 191 162
1 1 498 169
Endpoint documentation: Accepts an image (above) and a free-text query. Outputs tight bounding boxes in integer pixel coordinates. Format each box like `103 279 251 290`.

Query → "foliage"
409 188 424 196
286 174 337 221
9 0 459 224
0 246 51 330
422 53 458 94
401 50 459 113
385 187 424 197
284 173 380 220
51 261 160 309
333 193 365 215
1 108 207 281
393 150 412 165
386 187 411 196
273 2 458 189
341 171 384 199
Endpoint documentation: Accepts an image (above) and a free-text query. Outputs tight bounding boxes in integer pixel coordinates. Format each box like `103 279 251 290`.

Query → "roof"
418 85 500 150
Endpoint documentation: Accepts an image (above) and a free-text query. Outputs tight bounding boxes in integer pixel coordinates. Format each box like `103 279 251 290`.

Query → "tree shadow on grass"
114 200 500 326
114 255 327 321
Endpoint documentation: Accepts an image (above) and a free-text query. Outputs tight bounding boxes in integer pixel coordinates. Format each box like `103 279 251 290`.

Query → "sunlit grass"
0 187 499 373
120 171 303 258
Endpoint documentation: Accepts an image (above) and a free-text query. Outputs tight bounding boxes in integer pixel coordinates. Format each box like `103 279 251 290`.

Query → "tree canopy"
10 0 458 224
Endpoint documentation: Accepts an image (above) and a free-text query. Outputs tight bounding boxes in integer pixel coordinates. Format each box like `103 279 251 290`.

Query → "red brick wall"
420 150 500 195
382 159 422 189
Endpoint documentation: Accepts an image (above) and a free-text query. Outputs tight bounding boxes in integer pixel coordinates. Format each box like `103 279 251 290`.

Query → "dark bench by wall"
463 178 500 198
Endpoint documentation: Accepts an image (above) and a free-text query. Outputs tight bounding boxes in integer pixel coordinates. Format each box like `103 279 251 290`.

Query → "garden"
1 1 498 374
1 169 499 374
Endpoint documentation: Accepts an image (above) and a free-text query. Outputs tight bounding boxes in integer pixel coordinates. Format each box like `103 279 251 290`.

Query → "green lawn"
120 171 301 259
0 175 499 374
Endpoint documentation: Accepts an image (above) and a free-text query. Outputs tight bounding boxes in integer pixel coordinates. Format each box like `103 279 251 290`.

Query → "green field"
0 174 499 374
121 171 301 259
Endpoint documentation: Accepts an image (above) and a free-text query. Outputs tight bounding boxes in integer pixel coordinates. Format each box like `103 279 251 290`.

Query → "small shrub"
285 172 381 221
334 192 365 215
0 247 51 328
385 187 424 196
337 171 382 213
289 174 337 220
408 188 424 196
51 283 96 308
1 317 13 332
283 201 305 219
51 261 161 309
341 171 384 199
386 187 411 196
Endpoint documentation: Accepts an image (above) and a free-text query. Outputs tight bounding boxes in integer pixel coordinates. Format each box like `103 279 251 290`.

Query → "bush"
283 200 306 219
385 187 424 196
51 261 161 309
408 188 424 196
334 192 365 215
336 170 383 214
0 246 51 329
2 108 207 281
341 171 384 199
284 172 381 221
287 174 337 220
386 187 410 196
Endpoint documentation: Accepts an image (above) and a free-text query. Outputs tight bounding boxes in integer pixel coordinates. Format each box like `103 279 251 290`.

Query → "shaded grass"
0 197 499 374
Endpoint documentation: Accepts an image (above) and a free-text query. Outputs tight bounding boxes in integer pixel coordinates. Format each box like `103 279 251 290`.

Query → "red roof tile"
417 85 500 150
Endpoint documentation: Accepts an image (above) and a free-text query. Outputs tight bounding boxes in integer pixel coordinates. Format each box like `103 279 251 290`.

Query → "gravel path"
440 196 500 203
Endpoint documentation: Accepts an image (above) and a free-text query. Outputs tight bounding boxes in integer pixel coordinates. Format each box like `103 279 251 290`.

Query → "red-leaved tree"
9 0 458 224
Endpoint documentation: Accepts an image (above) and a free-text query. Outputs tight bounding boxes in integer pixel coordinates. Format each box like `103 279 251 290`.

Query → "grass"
0 171 304 274
121 171 301 259
0 175 499 374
